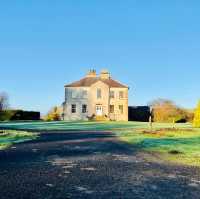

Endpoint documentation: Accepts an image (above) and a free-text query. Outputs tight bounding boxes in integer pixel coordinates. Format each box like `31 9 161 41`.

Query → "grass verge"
0 130 38 150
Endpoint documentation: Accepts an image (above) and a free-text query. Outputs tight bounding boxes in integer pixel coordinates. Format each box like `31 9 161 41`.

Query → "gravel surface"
0 131 200 199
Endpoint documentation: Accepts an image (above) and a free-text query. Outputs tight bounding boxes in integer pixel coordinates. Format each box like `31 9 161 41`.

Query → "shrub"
45 106 62 121
149 98 193 123
193 101 200 128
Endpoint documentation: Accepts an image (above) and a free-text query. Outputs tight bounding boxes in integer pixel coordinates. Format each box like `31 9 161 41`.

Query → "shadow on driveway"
0 131 200 199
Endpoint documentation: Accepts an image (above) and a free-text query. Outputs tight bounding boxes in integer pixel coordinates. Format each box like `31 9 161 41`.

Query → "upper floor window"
97 88 102 99
82 104 87 113
83 90 88 98
110 91 115 99
119 105 123 114
119 91 124 99
110 105 114 113
72 90 78 98
65 89 68 100
71 104 76 113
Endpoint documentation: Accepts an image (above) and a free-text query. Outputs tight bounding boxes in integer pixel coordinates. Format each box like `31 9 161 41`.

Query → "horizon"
0 1 200 114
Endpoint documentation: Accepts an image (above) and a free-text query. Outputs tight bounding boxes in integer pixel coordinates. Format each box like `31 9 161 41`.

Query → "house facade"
63 70 129 121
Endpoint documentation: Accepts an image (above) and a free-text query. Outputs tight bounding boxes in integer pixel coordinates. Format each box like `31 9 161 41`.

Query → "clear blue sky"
0 1 199 114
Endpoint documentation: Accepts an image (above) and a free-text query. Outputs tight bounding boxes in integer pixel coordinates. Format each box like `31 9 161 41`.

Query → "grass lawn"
0 121 200 166
0 130 38 150
116 128 200 167
0 120 192 131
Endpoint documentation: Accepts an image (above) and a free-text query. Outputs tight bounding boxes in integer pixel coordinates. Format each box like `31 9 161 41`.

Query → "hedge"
0 110 40 121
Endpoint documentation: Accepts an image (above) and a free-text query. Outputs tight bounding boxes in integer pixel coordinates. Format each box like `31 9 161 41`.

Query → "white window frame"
71 104 76 113
97 88 102 99
82 104 87 113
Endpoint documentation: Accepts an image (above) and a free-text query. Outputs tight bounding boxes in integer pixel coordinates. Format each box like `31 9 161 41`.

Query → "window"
110 91 115 98
65 89 68 100
82 104 87 113
119 91 124 99
72 91 77 98
110 105 114 113
83 90 88 98
71 104 76 113
119 105 123 114
97 88 102 99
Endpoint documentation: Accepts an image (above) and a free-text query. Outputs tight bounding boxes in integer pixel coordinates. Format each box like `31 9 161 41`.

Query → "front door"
96 105 103 116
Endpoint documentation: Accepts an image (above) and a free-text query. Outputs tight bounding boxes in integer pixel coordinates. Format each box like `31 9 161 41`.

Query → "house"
63 69 129 121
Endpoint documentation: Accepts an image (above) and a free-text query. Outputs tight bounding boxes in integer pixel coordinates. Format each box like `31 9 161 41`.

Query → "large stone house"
63 70 129 121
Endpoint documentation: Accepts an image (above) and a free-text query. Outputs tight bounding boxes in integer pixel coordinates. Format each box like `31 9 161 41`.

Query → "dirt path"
0 131 200 199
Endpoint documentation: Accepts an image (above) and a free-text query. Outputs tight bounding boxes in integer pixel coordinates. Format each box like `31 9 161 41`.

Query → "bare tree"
0 92 9 111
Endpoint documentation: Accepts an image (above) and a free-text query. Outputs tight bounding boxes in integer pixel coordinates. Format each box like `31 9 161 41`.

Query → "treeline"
150 99 194 123
0 110 40 121
0 92 40 121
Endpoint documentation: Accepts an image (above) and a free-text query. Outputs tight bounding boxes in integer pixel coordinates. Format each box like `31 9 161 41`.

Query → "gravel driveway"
0 131 200 199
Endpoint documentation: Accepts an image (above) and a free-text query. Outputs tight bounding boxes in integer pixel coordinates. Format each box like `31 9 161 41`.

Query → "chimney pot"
100 69 110 79
86 69 97 77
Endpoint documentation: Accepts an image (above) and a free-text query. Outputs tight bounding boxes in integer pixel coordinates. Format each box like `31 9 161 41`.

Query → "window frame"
119 105 124 114
82 90 88 98
82 104 87 113
71 104 76 113
110 91 115 99
119 91 124 99
97 88 102 99
110 105 114 113
72 91 77 99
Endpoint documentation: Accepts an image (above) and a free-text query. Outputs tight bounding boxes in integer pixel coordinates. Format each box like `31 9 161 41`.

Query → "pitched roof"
65 77 128 88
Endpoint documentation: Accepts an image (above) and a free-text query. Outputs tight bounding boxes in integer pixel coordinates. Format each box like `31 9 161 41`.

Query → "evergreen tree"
193 101 200 128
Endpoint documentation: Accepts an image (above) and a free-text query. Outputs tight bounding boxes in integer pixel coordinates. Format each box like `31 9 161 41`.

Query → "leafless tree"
0 92 9 111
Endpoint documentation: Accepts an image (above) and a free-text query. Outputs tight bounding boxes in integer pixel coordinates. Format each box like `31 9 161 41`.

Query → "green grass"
117 128 200 166
0 121 200 166
0 120 191 131
0 130 38 150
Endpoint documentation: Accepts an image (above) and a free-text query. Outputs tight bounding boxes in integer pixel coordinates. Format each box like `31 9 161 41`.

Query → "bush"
0 110 14 121
45 106 62 121
150 98 193 123
193 101 200 128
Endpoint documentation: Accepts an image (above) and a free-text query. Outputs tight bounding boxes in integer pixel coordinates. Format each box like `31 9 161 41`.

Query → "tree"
149 98 190 123
45 106 62 121
193 101 200 128
0 92 9 111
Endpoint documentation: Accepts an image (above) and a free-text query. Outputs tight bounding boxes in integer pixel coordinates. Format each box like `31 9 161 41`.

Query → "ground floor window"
119 105 123 114
71 104 76 113
82 104 87 113
110 105 114 113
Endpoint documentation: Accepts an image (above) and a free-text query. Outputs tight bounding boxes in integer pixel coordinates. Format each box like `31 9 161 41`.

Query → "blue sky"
0 1 200 114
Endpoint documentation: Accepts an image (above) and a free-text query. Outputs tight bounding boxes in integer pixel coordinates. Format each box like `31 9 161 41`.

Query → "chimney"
86 69 97 78
100 69 110 79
